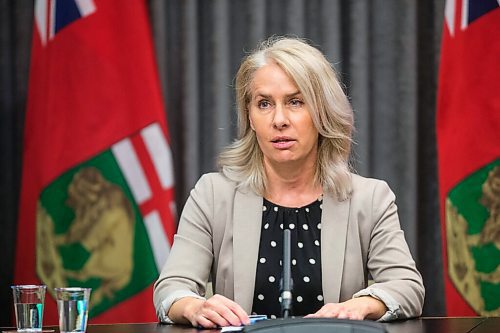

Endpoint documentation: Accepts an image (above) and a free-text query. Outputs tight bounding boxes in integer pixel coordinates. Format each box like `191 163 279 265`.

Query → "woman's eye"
258 100 271 108
289 99 304 107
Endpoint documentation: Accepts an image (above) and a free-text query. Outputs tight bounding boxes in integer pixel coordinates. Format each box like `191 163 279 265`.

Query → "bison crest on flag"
445 159 500 316
35 122 174 317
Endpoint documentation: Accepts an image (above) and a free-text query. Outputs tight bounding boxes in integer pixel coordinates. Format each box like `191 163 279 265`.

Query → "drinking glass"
54 288 91 333
11 285 46 332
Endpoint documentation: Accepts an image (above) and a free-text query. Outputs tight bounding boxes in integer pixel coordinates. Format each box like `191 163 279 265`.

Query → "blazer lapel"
233 189 262 312
321 193 350 303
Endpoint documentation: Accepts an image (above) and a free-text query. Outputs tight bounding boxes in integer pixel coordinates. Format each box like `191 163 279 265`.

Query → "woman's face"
248 62 319 169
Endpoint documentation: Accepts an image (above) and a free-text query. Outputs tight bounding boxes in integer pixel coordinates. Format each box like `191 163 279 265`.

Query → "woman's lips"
271 137 295 149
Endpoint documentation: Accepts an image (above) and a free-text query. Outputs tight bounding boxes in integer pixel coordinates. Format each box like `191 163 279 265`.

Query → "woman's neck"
263 161 322 207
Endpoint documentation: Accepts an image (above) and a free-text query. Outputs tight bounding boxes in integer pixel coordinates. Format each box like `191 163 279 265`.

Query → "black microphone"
280 229 293 318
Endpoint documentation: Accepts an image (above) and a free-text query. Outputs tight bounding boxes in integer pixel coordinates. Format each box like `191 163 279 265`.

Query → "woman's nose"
272 104 290 129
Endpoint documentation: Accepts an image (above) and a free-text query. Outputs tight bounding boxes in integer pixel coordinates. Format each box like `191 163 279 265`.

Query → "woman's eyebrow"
253 91 301 100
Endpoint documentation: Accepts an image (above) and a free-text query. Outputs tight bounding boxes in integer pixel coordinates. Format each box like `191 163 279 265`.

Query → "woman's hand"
170 294 250 328
304 296 387 321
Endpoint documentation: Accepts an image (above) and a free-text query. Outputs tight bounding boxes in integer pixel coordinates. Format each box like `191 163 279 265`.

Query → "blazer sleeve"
153 174 215 322
353 180 425 320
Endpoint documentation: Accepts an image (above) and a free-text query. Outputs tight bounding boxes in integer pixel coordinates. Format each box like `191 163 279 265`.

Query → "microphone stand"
280 229 293 318
248 229 386 332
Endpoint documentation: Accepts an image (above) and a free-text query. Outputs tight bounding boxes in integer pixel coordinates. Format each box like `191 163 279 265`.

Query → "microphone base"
243 317 387 333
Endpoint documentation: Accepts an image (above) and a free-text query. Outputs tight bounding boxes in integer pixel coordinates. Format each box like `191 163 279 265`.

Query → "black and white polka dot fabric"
251 197 324 318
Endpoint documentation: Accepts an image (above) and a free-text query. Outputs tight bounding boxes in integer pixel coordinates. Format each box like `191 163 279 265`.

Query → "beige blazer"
153 172 424 321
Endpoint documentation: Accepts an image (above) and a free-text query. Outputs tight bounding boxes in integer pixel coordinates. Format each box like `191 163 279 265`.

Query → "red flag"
437 0 500 316
15 0 176 324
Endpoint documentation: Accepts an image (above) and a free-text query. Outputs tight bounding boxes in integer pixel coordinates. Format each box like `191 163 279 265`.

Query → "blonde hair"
218 36 354 200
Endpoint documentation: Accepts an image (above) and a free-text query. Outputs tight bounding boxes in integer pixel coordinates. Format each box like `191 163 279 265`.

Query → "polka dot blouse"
251 197 324 318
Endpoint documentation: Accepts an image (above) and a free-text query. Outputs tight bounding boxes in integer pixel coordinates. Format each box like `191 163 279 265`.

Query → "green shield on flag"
36 149 158 317
445 159 500 316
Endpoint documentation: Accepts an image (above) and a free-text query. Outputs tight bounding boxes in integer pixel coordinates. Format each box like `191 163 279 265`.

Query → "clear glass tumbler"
54 288 92 333
11 285 46 332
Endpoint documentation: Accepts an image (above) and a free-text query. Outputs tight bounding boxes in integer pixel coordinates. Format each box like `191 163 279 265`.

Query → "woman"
153 37 424 328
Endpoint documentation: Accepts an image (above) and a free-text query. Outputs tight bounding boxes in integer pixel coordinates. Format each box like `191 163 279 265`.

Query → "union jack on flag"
35 0 96 45
445 0 500 35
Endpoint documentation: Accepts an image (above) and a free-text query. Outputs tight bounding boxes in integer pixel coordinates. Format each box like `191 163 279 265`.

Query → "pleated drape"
149 0 445 315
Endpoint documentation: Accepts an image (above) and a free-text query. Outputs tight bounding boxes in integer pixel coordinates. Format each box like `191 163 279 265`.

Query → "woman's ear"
249 111 255 130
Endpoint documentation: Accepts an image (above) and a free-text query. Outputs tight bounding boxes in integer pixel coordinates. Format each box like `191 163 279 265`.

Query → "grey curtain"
0 0 445 325
149 0 445 315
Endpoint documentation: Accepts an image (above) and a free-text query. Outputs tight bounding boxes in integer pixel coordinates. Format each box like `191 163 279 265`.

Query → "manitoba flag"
14 0 176 324
437 0 500 316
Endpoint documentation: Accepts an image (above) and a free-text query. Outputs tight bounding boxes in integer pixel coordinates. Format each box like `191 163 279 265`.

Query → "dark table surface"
2 317 499 333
